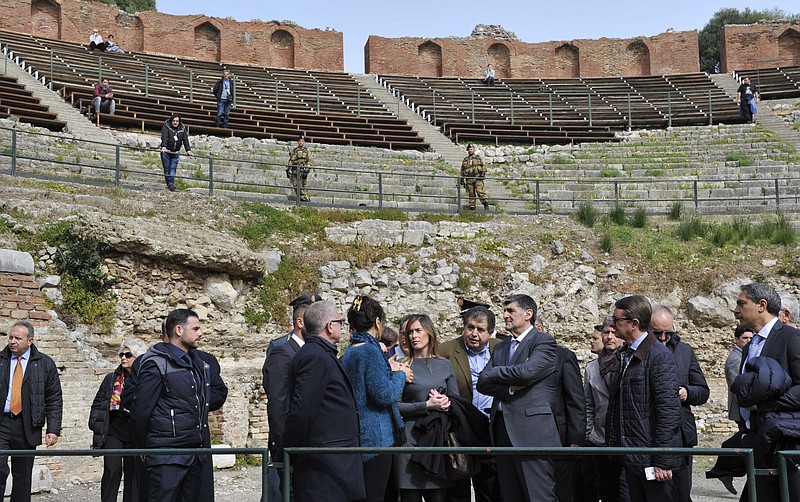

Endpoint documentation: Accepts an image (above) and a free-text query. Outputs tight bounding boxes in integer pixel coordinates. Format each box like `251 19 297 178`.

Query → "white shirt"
90 33 103 45
291 333 305 347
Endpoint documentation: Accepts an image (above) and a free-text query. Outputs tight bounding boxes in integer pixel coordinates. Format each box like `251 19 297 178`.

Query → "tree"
94 0 156 14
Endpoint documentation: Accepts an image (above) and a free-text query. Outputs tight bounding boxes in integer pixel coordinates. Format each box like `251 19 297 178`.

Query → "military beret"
298 134 306 141
466 144 475 150
289 292 322 308
457 297 491 314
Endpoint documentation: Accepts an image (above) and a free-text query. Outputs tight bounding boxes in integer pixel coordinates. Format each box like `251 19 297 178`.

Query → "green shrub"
58 276 115 331
243 259 312 328
725 152 755 167
609 204 626 226
668 201 683 221
551 155 574 165
455 274 471 291
631 207 648 228
600 233 613 253
600 168 622 177
675 218 710 241
575 201 598 228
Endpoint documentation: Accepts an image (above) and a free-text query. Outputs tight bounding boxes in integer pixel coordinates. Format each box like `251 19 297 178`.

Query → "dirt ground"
32 434 752 501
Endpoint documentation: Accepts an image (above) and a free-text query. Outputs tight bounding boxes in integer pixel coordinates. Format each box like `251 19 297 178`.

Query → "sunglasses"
652 330 676 338
119 352 134 359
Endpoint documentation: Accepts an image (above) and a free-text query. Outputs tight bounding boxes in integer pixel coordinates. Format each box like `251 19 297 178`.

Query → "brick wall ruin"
721 22 800 72
365 30 700 78
1 0 344 70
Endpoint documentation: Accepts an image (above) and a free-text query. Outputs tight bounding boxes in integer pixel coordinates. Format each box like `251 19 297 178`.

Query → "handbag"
446 430 473 480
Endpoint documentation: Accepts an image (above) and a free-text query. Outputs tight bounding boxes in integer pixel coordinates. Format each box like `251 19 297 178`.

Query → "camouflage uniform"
461 153 488 210
287 145 312 201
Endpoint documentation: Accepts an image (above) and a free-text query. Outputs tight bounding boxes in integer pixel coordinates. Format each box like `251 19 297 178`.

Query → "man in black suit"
440 303 501 502
262 292 321 500
0 321 62 502
284 301 365 502
477 294 560 502
734 282 800 502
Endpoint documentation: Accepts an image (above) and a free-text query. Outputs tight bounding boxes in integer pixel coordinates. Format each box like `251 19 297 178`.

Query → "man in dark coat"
212 70 234 128
734 282 800 502
127 309 212 502
262 292 321 501
607 295 682 502
284 301 365 502
477 294 560 502
0 321 62 502
651 305 709 502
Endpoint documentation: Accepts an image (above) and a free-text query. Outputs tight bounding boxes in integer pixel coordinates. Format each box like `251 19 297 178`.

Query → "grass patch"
630 207 648 228
243 258 314 327
608 204 626 226
234 454 263 468
725 152 755 167
673 215 796 247
600 233 613 253
600 168 622 177
668 201 683 221
551 155 574 165
455 274 471 291
457 212 491 223
575 201 598 228
236 204 331 249
644 169 665 177
675 217 711 241
416 213 454 224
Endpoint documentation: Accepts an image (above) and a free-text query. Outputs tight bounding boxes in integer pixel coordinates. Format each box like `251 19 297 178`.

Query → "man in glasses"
606 295 682 502
284 301 365 501
651 305 709 502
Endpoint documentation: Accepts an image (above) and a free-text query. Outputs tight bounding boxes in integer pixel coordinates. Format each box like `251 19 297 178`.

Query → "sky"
155 1 786 73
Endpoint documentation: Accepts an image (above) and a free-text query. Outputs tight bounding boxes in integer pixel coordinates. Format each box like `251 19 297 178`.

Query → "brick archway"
195 21 221 62
488 43 511 78
270 29 295 68
625 40 650 76
555 44 580 78
30 0 60 39
778 28 800 66
418 41 442 77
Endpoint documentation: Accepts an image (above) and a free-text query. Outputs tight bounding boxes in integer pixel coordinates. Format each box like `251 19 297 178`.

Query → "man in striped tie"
0 321 63 502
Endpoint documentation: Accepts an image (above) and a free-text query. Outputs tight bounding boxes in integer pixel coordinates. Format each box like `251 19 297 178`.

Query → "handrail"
1 125 798 215
283 446 759 502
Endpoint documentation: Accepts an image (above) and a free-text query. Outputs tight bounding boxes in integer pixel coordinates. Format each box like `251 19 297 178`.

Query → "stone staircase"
353 73 526 211
711 73 800 148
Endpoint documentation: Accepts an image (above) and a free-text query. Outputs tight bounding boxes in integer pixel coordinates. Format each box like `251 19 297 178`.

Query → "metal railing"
283 445 761 502
0 445 779 501
384 79 732 129
737 58 800 97
2 125 800 215
0 41 374 117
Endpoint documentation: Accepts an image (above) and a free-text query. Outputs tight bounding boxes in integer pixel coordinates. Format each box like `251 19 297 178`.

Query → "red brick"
721 22 800 72
0 279 20 287
366 30 699 77
10 310 28 319
28 311 53 320
2 0 343 71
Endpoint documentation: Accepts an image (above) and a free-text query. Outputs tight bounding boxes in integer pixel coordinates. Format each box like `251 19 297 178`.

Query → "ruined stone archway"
778 28 800 66
555 44 580 78
488 43 511 78
30 0 60 39
115 13 143 52
418 41 442 77
195 21 221 62
270 29 295 68
625 40 651 76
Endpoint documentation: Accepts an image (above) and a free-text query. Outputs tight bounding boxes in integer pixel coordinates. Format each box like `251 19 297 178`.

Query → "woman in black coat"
88 345 139 502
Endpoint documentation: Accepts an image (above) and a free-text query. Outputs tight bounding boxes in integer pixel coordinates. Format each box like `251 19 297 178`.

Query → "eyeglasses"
610 316 634 324
329 319 346 327
119 352 134 359
652 330 676 338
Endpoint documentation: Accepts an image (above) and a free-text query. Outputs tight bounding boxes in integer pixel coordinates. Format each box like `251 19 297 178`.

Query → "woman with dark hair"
88 343 140 502
395 314 459 502
341 296 413 502
159 113 193 192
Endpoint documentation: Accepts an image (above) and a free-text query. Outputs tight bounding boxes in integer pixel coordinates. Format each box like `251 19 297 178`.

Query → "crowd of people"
2 281 799 501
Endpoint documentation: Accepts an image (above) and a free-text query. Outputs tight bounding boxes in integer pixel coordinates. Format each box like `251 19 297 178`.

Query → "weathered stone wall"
1 0 343 70
721 22 800 72
365 30 699 77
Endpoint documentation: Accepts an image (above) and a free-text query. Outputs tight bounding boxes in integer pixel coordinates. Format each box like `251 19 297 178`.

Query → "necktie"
507 338 519 365
10 356 23 415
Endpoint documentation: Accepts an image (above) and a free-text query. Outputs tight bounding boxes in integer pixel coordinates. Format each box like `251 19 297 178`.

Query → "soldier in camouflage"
287 135 312 201
461 144 489 210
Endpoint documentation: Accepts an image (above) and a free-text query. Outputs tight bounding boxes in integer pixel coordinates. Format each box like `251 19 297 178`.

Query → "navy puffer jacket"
731 356 793 408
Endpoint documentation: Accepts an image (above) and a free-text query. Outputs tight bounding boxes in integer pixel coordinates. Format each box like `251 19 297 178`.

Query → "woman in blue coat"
341 296 413 502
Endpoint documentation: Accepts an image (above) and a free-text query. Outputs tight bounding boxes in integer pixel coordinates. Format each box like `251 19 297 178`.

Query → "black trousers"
147 457 204 502
101 435 139 502
0 413 34 502
364 454 393 502
624 465 677 502
197 454 215 502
